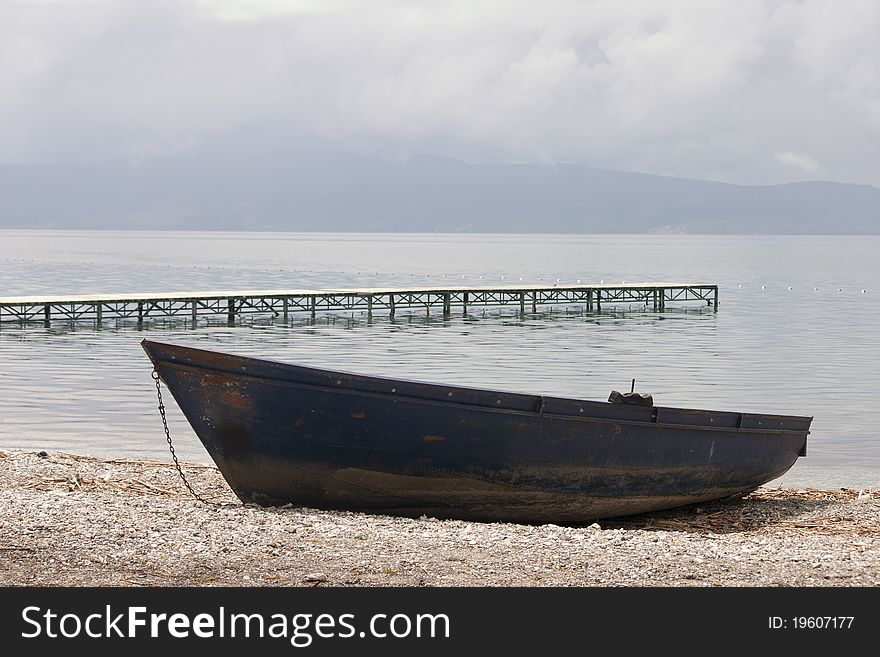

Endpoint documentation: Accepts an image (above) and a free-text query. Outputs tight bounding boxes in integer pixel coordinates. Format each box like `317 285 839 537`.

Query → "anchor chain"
152 369 213 505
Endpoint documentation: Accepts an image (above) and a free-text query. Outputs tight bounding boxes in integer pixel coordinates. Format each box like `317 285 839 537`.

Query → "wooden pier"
0 283 718 327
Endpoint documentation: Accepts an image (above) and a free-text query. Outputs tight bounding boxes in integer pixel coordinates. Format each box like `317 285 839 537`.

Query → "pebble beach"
1 449 877 587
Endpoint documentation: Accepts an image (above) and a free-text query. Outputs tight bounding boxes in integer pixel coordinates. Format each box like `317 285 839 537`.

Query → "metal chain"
152 370 214 505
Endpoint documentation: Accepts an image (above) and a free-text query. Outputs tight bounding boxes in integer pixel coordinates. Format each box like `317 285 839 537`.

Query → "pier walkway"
0 283 718 327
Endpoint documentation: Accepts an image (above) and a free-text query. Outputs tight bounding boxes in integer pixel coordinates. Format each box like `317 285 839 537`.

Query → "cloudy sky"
2 0 878 185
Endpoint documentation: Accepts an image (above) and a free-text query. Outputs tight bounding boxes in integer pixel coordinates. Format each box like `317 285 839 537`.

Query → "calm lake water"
1 230 878 490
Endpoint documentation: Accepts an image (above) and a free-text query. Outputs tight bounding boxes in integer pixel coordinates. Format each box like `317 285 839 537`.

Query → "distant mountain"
1 147 878 233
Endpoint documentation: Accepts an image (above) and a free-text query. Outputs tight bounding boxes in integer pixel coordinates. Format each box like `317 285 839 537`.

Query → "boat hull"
142 340 810 523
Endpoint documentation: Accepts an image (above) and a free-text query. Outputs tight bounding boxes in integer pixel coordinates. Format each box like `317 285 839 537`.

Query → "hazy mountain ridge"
1 149 878 234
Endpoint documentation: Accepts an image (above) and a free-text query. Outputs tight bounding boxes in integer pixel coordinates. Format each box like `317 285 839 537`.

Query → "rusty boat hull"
141 340 811 523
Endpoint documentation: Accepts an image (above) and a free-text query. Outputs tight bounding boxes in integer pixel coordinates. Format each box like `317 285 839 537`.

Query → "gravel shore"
1 449 877 587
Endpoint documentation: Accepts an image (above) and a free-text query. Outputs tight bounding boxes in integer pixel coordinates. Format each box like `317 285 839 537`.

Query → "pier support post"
367 295 373 319
443 293 450 318
137 302 143 326
587 290 593 311
462 292 468 315
596 290 601 311
43 304 50 327
310 295 316 320
714 287 719 312
532 291 537 314
96 304 102 326
227 299 235 326
283 298 288 323
659 289 665 311
191 301 197 326
389 294 395 318
520 292 525 315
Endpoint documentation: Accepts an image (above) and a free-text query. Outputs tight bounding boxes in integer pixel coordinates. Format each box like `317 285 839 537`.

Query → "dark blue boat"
141 340 811 523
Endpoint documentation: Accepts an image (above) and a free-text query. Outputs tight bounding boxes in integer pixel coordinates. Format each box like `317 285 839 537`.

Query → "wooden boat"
141 340 811 523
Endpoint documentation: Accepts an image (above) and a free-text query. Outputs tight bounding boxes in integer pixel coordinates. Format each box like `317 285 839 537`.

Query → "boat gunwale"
152 356 812 437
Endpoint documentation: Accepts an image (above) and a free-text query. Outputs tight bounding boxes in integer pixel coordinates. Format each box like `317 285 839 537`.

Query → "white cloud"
776 151 819 172
194 0 332 22
0 0 878 185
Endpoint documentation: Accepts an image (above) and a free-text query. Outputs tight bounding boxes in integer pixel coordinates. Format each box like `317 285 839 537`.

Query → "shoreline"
1 449 877 587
